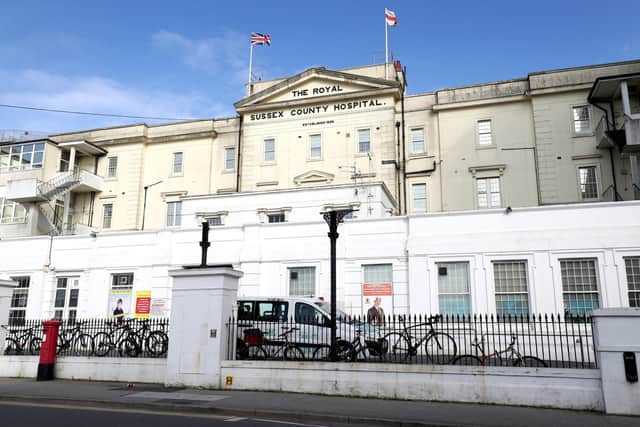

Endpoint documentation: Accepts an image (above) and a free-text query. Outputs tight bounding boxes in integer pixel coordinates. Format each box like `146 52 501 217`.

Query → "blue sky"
1 0 638 135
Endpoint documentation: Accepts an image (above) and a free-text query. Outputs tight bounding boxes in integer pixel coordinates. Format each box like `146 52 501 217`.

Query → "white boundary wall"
220 361 604 410
0 356 166 384
0 200 638 318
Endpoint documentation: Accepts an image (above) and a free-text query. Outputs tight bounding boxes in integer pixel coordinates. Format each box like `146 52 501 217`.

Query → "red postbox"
37 320 61 381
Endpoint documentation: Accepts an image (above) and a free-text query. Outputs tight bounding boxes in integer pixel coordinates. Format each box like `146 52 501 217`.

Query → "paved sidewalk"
0 378 637 427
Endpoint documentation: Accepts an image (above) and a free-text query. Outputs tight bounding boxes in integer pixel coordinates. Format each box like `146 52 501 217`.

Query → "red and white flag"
251 32 272 46
385 8 397 26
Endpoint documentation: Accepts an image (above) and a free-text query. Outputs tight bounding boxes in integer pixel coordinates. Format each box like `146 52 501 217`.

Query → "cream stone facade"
0 59 639 239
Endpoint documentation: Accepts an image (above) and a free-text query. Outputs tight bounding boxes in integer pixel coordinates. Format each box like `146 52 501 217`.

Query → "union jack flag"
251 32 272 46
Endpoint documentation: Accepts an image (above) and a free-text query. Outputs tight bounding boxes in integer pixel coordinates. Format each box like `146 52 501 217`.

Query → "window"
412 183 427 213
625 257 640 308
363 264 392 284
295 303 326 325
267 213 286 223
207 216 223 226
53 277 80 322
476 177 501 208
477 120 493 145
263 138 275 162
172 152 183 175
102 204 113 229
493 261 529 316
0 197 27 224
8 276 30 326
225 147 236 170
59 150 70 172
578 166 599 200
438 262 471 315
256 301 288 322
237 301 255 321
289 267 316 296
572 106 592 134
107 157 118 178
0 142 44 173
112 273 134 288
309 134 321 159
560 258 600 317
411 128 425 153
166 201 182 226
357 128 370 153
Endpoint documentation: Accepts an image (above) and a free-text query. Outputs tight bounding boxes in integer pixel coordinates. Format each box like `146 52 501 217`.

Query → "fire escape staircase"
36 171 82 235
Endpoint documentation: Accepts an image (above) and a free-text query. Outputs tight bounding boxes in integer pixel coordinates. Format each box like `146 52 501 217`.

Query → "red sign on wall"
363 283 393 296
134 291 152 319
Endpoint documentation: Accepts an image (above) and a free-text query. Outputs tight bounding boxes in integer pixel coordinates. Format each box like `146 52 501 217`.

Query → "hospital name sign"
248 98 386 122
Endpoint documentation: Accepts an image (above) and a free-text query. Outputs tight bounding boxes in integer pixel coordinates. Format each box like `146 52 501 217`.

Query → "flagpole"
248 43 254 85
384 12 389 80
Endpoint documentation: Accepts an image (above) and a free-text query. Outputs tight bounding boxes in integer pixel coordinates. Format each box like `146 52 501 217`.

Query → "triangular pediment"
293 170 335 185
236 67 401 111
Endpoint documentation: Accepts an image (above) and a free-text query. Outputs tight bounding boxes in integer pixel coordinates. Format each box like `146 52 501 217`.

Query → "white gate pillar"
0 279 17 348
592 308 640 415
165 266 242 388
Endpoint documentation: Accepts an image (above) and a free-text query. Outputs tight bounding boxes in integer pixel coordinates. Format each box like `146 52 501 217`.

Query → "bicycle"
382 315 457 364
243 327 306 361
452 334 547 367
311 326 388 362
56 321 93 356
3 325 42 355
127 319 169 357
93 319 140 357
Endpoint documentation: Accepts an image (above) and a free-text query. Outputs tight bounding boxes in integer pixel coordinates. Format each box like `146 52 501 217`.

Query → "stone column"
0 279 17 348
165 266 242 388
592 308 640 415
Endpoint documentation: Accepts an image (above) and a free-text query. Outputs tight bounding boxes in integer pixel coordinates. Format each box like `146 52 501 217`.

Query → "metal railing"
37 170 81 200
227 313 596 369
3 318 170 358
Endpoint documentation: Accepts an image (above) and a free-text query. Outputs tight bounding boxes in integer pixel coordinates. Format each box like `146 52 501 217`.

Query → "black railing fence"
227 313 596 369
3 318 169 358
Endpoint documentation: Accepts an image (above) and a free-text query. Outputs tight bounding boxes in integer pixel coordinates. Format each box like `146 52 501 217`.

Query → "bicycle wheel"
118 337 141 357
93 332 113 357
425 332 457 364
236 339 248 360
246 344 267 360
382 332 410 361
74 333 94 356
312 345 331 361
334 340 355 362
29 338 42 355
284 345 305 361
514 356 547 368
4 338 19 355
145 331 169 357
452 355 483 366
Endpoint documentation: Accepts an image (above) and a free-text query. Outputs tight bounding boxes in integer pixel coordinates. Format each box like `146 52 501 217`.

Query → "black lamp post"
322 207 355 361
141 180 163 230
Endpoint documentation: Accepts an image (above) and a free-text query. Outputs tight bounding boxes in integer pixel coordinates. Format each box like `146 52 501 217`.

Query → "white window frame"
411 183 427 213
492 260 530 316
8 276 30 326
166 201 182 227
172 152 183 176
53 277 80 321
288 266 317 297
357 128 371 154
476 119 494 147
267 212 286 223
571 105 593 136
0 197 27 224
475 176 502 209
559 257 601 318
224 147 236 171
576 164 600 201
308 133 322 160
263 138 276 163
107 156 118 178
206 215 223 227
102 204 113 229
0 142 45 173
624 256 640 308
410 127 425 154
436 261 472 315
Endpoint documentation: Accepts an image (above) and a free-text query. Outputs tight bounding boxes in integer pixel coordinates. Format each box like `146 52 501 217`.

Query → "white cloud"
0 69 234 134
151 30 248 83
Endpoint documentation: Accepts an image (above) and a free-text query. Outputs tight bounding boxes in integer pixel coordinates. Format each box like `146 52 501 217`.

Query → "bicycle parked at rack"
383 315 457 363
311 327 388 362
93 320 140 357
56 321 93 356
452 334 547 367
2 325 42 355
129 319 169 357
242 327 306 361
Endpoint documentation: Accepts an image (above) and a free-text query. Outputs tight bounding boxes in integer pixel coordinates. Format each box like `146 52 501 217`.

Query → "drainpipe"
400 67 407 215
236 115 243 192
395 121 401 214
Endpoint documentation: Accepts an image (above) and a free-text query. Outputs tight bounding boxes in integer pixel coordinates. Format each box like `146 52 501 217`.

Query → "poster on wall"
134 291 152 319
150 298 168 318
361 283 394 321
108 288 132 323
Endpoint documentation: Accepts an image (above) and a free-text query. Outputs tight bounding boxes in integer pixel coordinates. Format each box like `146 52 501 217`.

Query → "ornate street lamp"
322 205 357 361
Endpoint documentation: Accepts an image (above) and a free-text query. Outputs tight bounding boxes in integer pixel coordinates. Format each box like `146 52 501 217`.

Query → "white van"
234 296 386 360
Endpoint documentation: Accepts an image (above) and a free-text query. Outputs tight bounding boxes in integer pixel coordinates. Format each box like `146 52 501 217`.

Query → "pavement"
0 377 638 427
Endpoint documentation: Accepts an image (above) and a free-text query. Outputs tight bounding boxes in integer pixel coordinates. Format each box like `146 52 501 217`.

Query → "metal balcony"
5 169 104 203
